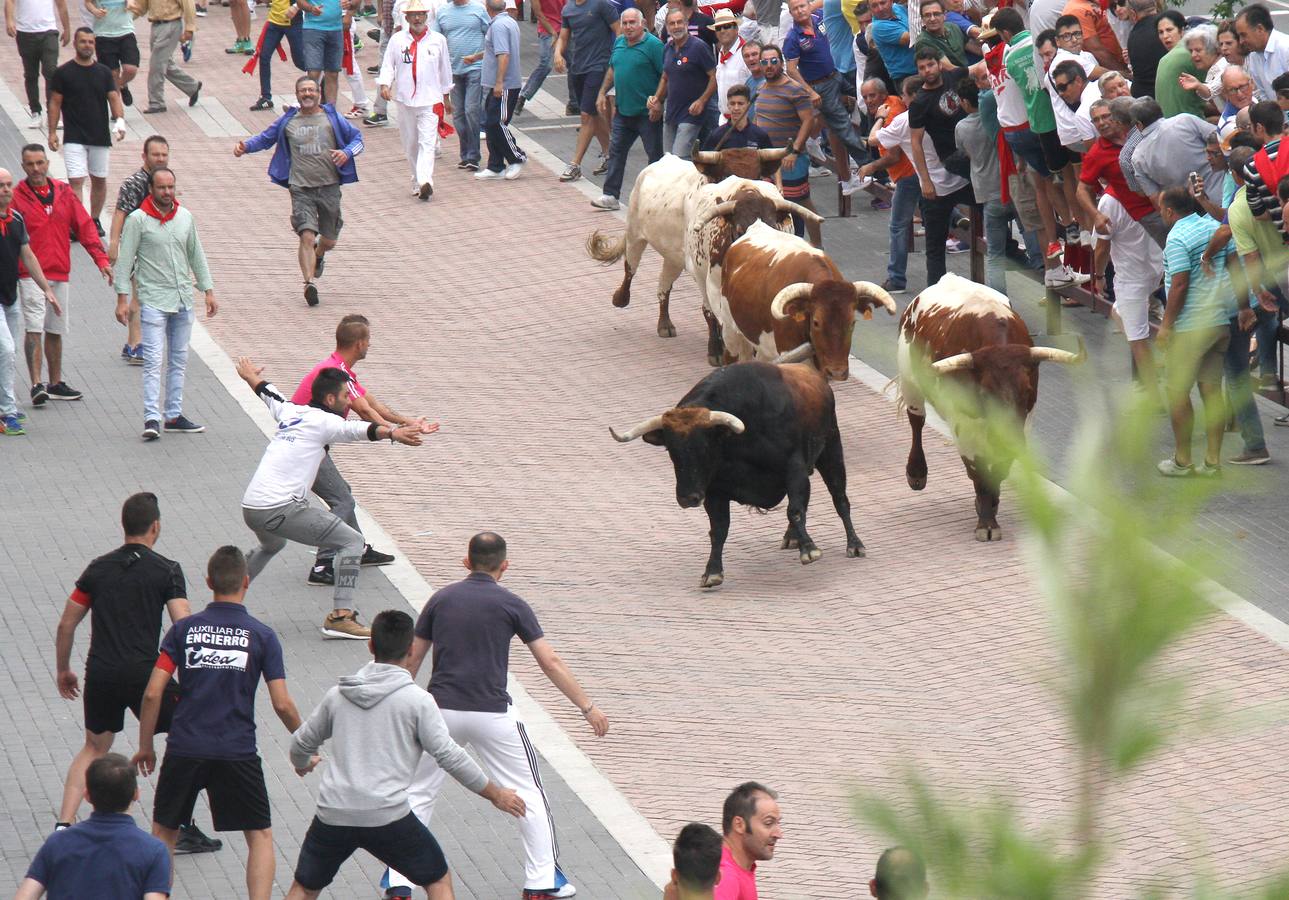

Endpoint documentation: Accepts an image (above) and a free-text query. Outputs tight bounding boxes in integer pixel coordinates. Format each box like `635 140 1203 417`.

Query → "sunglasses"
763 57 782 65
714 22 737 29
1052 79 1074 90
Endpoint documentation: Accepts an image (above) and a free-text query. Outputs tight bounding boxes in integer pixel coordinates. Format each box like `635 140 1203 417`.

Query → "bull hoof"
612 291 631 309
780 536 799 550
657 320 676 337
974 525 1003 542
707 354 723 367
798 545 822 565
846 544 866 558
700 572 724 589
907 474 927 491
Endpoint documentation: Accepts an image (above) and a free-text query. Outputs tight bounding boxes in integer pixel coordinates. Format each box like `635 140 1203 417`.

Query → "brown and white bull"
896 274 1082 542
711 220 896 381
585 152 820 349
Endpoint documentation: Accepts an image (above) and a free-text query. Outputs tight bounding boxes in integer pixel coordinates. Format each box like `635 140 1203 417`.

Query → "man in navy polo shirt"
783 0 868 196
17 753 170 900
649 7 716 158
703 84 773 148
132 546 306 900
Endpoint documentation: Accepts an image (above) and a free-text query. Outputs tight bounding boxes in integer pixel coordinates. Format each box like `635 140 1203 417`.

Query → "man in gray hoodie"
285 609 526 899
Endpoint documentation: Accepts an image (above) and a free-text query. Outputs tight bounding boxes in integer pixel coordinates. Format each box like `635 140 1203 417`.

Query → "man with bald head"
590 7 664 211
869 847 929 899
0 166 61 435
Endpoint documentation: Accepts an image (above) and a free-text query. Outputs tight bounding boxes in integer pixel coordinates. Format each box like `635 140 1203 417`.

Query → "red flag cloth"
434 102 455 138
408 30 424 95
343 23 355 76
242 19 287 75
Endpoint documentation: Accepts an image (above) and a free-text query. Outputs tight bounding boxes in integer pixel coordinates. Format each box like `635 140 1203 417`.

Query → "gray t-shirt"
481 13 522 90
285 112 340 188
560 0 617 75
413 572 544 713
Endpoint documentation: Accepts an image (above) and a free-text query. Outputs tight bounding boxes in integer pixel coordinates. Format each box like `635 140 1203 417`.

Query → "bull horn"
708 411 746 433
853 281 898 315
774 199 825 226
695 200 739 233
930 352 976 374
693 149 723 165
1029 347 1084 365
771 282 814 320
757 147 790 161
609 414 667 443
772 342 814 365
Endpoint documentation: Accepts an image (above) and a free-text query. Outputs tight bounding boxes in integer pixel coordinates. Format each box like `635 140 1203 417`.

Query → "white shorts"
62 143 110 179
1114 294 1151 342
19 279 70 335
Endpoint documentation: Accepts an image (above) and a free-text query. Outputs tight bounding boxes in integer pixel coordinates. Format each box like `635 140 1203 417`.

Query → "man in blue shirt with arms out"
17 753 170 900
131 546 308 900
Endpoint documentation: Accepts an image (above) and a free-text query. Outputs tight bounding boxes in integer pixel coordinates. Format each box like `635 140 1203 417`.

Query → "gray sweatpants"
243 500 364 610
312 454 361 564
148 19 199 109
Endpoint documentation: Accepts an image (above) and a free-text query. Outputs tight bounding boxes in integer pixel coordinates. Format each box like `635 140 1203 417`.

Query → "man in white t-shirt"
7 0 72 128
1047 57 1099 150
1093 190 1162 405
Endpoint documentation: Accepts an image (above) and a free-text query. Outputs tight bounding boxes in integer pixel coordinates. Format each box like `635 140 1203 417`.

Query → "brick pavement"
5 12 1289 899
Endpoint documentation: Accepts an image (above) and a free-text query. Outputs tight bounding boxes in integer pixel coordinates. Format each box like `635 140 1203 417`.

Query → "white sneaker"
26 108 43 129
503 161 524 180
590 194 620 210
839 173 865 197
805 136 827 165
808 165 831 179
1044 265 1091 287
474 168 504 180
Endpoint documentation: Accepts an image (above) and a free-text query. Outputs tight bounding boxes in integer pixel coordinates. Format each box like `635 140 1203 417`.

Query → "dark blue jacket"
242 103 363 188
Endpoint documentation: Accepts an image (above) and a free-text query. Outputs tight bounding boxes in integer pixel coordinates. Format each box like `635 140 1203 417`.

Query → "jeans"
258 18 305 99
522 32 553 101
0 302 22 416
886 174 920 288
923 185 975 286
1226 315 1266 453
139 305 194 423
665 120 702 159
451 69 483 165
148 19 199 108
812 72 868 166
16 30 58 113
483 88 525 171
983 199 1010 294
1254 285 1288 380
603 112 664 198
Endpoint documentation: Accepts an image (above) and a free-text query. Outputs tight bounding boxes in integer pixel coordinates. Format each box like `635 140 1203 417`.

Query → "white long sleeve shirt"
378 28 453 107
241 382 381 510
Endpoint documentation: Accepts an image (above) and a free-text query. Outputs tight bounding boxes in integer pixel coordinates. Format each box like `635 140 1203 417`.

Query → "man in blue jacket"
233 75 363 308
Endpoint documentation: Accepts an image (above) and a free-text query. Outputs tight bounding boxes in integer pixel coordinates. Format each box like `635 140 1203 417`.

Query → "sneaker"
560 163 582 182
0 413 25 435
367 27 380 39
1157 457 1193 477
164 415 205 433
366 63 381 74
1044 265 1090 287
47 382 82 401
142 105 167 114
189 82 202 106
476 168 504 180
120 85 133 106
313 251 326 278
808 165 831 179
457 159 471 169
305 282 320 306
224 40 245 53
53 822 71 832
1194 461 1222 478
804 136 827 165
27 108 43 129
127 344 144 365
322 610 371 640
524 869 576 899
870 197 891 210
839 173 866 197
565 101 581 116
1045 240 1064 262
307 561 334 585
1228 448 1271 465
344 104 367 118
31 382 48 406
514 95 526 115
175 822 223 855
955 214 971 231
121 343 133 362
592 154 609 176
590 194 620 211
180 39 192 62
463 161 480 171
1276 412 1289 427
142 420 161 441
249 95 275 110
194 3 206 12
361 544 395 566
419 181 434 199
504 161 525 180
880 279 907 294
95 220 106 238
362 112 388 127
945 238 969 254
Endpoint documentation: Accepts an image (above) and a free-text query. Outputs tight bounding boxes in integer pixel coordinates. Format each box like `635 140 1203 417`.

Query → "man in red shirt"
13 143 111 406
714 782 781 900
291 313 433 586
1076 96 1167 248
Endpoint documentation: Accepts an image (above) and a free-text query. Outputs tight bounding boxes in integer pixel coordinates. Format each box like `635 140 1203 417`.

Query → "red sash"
242 19 289 75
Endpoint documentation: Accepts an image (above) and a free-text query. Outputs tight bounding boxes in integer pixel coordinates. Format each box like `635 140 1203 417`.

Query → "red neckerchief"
719 36 743 65
26 179 55 214
0 207 14 237
409 28 426 96
140 194 179 223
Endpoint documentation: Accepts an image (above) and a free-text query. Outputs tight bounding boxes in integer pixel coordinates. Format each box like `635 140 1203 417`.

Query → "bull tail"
586 230 627 264
883 376 908 418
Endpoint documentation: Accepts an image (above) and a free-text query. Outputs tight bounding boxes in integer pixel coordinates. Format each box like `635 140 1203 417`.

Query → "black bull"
611 361 865 588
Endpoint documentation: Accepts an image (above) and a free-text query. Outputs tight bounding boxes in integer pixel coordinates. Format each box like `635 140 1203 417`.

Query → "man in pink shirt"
714 782 781 900
292 314 434 587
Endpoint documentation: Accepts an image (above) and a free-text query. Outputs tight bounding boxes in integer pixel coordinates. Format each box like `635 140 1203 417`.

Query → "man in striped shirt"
753 44 817 231
1240 101 1287 245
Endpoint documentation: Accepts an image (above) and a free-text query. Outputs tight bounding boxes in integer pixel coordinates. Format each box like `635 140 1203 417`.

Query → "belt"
1001 123 1030 133
807 73 834 86
149 17 181 23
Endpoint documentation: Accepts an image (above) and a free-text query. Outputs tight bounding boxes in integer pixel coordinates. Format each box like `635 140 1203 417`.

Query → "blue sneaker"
523 868 576 898
379 867 411 898
127 344 144 365
1 413 26 435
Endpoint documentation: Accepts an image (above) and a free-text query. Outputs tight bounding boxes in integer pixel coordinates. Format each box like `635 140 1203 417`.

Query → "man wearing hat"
377 0 454 200
712 8 752 122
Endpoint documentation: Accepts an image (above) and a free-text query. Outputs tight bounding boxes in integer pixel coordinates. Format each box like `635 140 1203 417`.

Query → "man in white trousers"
383 532 610 900
377 0 452 200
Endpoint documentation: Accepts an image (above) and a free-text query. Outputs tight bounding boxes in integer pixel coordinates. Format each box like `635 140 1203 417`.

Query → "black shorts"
568 69 606 115
83 674 179 736
153 755 271 832
95 33 141 70
1037 128 1072 173
294 813 449 891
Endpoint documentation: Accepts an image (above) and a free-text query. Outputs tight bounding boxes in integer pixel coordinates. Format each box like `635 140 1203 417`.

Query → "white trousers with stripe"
387 706 558 891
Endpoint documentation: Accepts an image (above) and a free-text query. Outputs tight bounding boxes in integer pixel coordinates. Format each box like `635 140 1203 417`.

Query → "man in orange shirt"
859 74 920 293
1061 0 1127 73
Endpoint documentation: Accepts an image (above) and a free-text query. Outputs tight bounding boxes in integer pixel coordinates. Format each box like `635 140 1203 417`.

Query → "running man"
235 355 435 639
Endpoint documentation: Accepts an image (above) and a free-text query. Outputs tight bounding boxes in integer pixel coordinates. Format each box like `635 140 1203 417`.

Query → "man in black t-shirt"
52 492 220 854
48 27 126 230
0 166 60 437
907 50 966 164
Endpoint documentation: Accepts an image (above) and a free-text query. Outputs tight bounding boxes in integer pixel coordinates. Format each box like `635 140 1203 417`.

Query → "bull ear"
641 430 666 446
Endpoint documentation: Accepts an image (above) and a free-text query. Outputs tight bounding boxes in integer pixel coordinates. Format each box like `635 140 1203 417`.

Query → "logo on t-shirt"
184 625 251 671
939 90 961 116
186 646 249 670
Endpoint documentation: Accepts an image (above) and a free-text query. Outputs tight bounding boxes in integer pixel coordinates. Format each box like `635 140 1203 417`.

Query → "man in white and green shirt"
111 167 217 441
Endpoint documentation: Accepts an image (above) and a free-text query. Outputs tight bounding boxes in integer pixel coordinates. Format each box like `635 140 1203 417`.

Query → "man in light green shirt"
112 167 217 440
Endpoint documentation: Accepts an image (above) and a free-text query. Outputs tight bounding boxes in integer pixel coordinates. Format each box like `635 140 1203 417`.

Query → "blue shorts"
302 27 343 72
1003 127 1052 179
568 69 606 114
